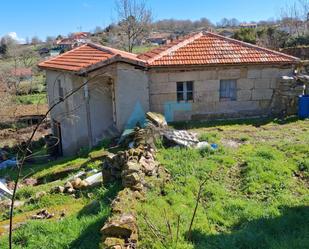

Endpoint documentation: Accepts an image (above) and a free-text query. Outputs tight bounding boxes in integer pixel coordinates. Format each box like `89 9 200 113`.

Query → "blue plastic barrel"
298 95 309 119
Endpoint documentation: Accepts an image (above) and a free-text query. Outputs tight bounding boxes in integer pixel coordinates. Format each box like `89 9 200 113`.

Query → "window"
177 81 193 102
58 79 64 100
220 79 237 101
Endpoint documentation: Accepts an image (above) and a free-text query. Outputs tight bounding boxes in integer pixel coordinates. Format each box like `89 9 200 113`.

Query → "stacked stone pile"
100 113 171 249
102 144 161 191
100 112 211 248
273 76 304 115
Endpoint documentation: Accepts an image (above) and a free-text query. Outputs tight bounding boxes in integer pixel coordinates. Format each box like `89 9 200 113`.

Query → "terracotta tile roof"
38 44 144 73
138 32 299 66
38 44 114 72
38 32 299 73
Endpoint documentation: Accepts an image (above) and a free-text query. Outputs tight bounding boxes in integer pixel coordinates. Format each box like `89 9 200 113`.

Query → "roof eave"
78 55 147 75
37 64 79 74
38 56 147 75
147 60 300 69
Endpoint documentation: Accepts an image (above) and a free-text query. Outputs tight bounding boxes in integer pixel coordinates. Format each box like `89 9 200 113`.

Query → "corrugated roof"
138 32 299 66
38 44 144 73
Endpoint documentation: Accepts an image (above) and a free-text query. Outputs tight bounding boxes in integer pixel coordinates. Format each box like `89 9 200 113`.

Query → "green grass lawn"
0 118 308 249
137 118 309 249
0 184 120 249
0 144 121 249
15 93 47 105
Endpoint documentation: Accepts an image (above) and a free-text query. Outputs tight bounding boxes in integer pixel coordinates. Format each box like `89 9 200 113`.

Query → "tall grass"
137 120 309 249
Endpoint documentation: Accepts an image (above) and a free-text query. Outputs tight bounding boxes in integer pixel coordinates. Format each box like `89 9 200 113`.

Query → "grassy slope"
0 146 121 249
137 118 309 249
0 185 120 249
0 119 308 249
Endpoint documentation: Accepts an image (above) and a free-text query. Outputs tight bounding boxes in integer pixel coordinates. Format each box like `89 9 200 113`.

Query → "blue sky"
0 0 294 41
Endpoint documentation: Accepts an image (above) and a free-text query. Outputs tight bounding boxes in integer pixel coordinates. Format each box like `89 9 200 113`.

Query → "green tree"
233 28 256 44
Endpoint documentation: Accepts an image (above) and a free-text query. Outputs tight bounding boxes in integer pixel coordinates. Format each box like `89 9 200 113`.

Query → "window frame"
219 79 237 101
176 81 194 102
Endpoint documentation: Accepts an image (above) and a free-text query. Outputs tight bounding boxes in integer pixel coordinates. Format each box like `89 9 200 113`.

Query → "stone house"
39 32 299 155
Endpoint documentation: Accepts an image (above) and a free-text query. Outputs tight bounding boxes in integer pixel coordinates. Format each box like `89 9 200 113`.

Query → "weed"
137 119 309 249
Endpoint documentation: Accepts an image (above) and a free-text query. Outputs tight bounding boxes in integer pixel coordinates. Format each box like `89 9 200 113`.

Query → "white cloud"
7 32 26 44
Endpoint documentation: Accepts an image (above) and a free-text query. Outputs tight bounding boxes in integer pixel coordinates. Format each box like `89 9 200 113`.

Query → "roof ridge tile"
144 32 204 64
204 31 299 61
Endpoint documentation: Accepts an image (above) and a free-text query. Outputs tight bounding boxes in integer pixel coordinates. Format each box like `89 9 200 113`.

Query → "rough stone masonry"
100 115 170 249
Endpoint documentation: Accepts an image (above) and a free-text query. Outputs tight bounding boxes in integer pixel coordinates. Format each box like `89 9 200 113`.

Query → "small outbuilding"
39 32 300 155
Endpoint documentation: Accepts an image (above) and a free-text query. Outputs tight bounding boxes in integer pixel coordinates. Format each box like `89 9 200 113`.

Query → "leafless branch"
142 213 168 248
186 178 207 241
8 71 108 248
115 0 152 52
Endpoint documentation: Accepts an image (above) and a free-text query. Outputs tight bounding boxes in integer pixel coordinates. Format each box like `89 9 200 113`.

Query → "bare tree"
281 0 309 36
115 0 152 52
299 0 309 20
31 36 41 45
45 36 55 46
19 47 39 68
216 18 240 28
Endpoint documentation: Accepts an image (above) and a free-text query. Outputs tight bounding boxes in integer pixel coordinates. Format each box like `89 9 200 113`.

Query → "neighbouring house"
146 32 172 45
38 31 299 155
56 38 77 51
55 32 91 52
70 32 91 43
240 23 257 29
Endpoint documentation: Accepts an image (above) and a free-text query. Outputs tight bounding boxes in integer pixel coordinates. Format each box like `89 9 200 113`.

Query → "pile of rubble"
102 145 165 191
51 170 103 195
100 112 216 248
100 113 171 249
31 209 54 220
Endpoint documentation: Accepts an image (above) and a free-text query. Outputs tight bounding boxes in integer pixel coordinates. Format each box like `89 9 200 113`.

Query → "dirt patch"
0 202 84 236
0 123 50 147
221 138 243 149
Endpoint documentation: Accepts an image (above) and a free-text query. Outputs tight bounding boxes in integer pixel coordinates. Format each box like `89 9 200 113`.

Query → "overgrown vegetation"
15 93 47 105
0 119 308 248
0 184 120 249
137 119 309 249
0 143 122 249
285 33 309 48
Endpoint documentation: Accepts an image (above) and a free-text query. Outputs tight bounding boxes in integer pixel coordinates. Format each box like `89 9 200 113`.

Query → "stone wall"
100 125 170 249
273 77 304 116
148 65 294 121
